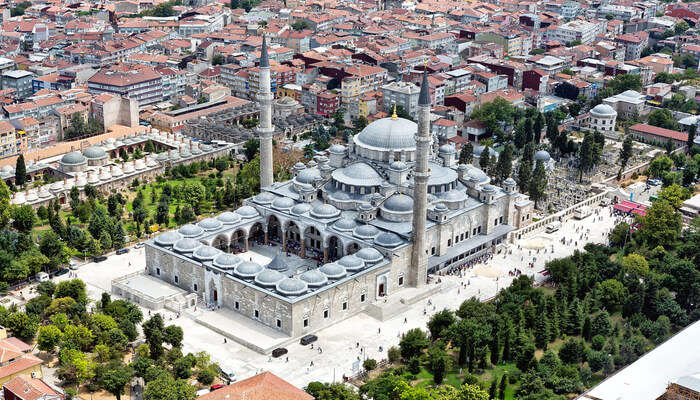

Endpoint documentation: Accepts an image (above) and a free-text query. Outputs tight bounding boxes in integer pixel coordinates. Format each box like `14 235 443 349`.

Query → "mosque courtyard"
56 203 626 388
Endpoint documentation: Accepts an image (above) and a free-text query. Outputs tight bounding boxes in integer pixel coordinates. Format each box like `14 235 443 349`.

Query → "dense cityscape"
0 0 698 399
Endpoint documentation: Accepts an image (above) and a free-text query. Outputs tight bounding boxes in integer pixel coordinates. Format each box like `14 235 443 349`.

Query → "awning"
428 224 514 269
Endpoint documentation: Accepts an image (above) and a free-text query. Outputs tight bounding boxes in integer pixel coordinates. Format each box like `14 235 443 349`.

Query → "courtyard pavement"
51 204 629 388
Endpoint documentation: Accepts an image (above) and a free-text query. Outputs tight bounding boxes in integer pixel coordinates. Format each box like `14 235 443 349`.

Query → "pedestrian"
224 338 227 343
285 356 289 362
404 317 407 323
378 328 381 334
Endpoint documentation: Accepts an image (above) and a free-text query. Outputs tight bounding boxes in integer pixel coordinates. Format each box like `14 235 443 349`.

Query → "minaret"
257 33 274 188
409 66 431 288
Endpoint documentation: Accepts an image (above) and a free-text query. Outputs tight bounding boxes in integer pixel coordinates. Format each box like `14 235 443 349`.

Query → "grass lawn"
410 362 520 399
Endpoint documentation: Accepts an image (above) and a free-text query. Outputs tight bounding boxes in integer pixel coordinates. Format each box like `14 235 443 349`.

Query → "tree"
363 358 377 371
306 382 360 400
457 384 489 400
103 366 134 400
12 205 36 233
529 159 547 208
37 325 62 353
637 200 682 248
495 143 514 183
687 124 696 151
6 312 37 341
243 138 260 161
291 21 309 31
164 325 184 348
353 116 368 132
0 180 12 229
498 375 507 400
607 74 642 94
39 231 68 269
15 154 26 187
618 135 633 179
649 155 673 178
427 310 455 340
58 348 95 386
559 338 585 364
591 311 612 337
55 279 87 305
399 328 429 360
597 279 627 311
479 146 492 174
648 109 680 131
657 184 688 209
622 253 650 276
460 142 474 165
568 102 581 117
554 82 580 100
143 373 195 400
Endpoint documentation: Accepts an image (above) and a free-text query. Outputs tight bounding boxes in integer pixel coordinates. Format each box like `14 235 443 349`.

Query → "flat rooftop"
116 274 185 299
578 320 700 400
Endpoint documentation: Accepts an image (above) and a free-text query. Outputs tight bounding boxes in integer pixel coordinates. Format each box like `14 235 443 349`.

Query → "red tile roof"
198 372 312 400
629 123 688 141
3 375 62 400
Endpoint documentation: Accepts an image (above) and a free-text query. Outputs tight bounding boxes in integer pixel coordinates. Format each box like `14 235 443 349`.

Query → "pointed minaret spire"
260 32 269 68
419 64 430 106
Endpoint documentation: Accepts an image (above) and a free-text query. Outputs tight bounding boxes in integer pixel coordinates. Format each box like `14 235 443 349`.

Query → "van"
300 334 318 345
116 248 129 255
574 206 592 220
545 221 561 233
37 272 49 282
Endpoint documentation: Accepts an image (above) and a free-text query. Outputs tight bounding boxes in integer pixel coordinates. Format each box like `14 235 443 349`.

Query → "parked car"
93 256 107 263
272 347 288 358
116 248 129 255
210 385 224 391
134 243 145 249
300 334 318 345
69 262 78 270
37 272 49 282
54 268 69 277
218 367 236 383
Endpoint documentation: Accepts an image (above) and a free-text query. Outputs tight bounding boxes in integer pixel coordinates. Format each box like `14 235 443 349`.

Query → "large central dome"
355 117 417 150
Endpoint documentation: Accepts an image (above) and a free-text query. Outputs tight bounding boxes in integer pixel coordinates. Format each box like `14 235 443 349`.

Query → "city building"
627 123 688 147
198 372 311 400
87 65 163 108
603 90 646 119
381 81 420 118
2 70 35 99
2 375 63 400
549 21 600 45
585 104 618 132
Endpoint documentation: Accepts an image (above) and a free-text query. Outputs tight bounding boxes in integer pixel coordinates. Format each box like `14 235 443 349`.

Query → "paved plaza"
56 203 628 388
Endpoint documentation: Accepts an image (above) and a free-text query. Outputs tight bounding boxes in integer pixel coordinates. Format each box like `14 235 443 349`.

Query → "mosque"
144 37 534 338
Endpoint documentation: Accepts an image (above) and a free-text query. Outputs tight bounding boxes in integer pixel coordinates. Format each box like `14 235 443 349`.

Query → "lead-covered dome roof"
217 212 241 224
534 150 551 162
338 254 365 271
356 247 383 263
213 253 242 269
255 269 285 286
198 218 222 231
332 162 384 186
61 151 87 165
173 238 202 253
382 194 414 212
237 205 259 218
155 231 182 246
299 269 328 287
83 146 107 159
375 232 403 248
193 245 221 261
310 203 340 219
356 117 417 150
319 263 346 279
590 104 616 116
276 278 308 296
178 224 204 238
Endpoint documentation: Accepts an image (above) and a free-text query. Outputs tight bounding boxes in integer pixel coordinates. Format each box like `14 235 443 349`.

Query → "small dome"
213 253 243 270
155 231 183 247
473 145 498 158
234 261 263 278
217 212 241 224
338 254 365 272
173 238 202 253
356 247 383 263
83 146 107 159
333 218 357 232
253 192 275 204
439 144 456 154
299 269 328 287
50 181 63 191
134 160 146 170
389 161 408 170
272 197 295 211
156 152 168 161
482 184 496 192
233 261 264 279
328 144 347 154
61 151 86 165
254 269 285 286
198 218 222 231
590 104 616 116
237 205 259 218
435 203 448 211
291 203 311 215
38 187 51 198
192 245 221 261
353 224 379 239
178 224 204 238
466 166 489 183
534 150 551 162
296 168 321 184
25 191 38 202
310 203 340 219
382 194 414 212
276 278 308 296
319 263 346 279
294 162 306 169
87 173 99 184
375 232 403 248
504 177 516 186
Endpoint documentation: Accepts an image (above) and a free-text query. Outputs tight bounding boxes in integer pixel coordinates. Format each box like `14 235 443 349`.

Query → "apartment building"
0 121 16 157
341 65 387 105
2 70 34 99
381 81 420 118
597 4 642 21
615 32 649 60
549 20 600 45
87 65 163 107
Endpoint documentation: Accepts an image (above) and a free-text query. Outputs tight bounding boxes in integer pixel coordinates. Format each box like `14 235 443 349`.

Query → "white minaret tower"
257 34 274 189
409 67 431 288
